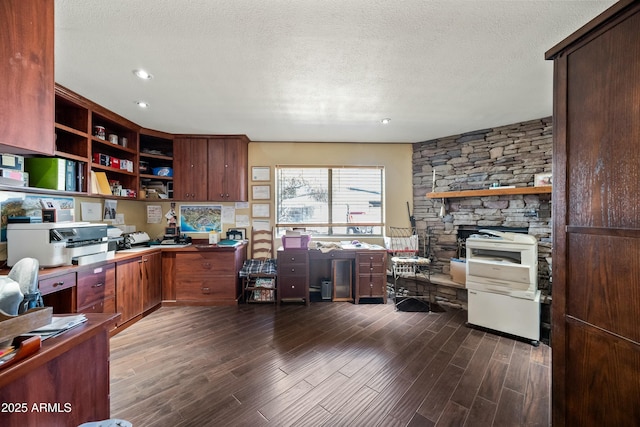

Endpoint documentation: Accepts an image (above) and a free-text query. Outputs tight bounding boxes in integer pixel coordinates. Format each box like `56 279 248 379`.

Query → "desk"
0 313 119 427
278 247 388 304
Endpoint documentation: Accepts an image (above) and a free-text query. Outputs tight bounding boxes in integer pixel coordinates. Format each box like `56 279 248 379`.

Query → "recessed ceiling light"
133 69 153 80
136 101 150 108
381 118 391 124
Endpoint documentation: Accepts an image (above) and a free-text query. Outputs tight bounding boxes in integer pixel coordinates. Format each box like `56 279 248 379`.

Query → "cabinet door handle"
92 282 104 288
53 281 64 287
290 268 296 272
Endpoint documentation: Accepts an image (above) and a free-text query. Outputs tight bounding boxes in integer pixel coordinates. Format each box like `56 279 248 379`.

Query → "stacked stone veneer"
412 117 553 307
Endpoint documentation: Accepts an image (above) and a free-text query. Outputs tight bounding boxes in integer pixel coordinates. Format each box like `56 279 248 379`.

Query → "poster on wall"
0 193 74 241
179 204 222 233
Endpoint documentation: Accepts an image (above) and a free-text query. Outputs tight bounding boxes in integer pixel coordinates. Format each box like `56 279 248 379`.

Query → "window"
276 166 384 236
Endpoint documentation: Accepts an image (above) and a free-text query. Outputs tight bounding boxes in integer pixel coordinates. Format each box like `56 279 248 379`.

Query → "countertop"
0 242 247 279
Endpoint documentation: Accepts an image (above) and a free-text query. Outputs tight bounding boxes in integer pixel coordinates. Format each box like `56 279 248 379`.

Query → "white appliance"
465 230 540 343
7 222 109 267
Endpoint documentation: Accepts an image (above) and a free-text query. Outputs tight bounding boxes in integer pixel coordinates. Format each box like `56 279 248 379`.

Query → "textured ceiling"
54 0 616 143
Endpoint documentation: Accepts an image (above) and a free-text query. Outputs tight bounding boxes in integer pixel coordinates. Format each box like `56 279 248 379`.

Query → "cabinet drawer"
279 263 307 277
357 274 386 297
176 279 236 301
77 265 115 309
39 272 76 295
278 276 307 299
278 252 308 265
79 297 116 314
357 252 386 264
357 262 386 274
175 253 235 275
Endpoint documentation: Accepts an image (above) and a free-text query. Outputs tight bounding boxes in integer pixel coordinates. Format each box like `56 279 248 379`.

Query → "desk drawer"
176 278 236 301
279 263 307 277
39 272 76 295
357 262 386 274
175 252 235 275
357 252 386 264
77 265 115 309
278 251 308 265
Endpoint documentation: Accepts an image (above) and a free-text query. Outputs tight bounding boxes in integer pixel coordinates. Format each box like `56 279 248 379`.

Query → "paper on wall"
81 202 102 221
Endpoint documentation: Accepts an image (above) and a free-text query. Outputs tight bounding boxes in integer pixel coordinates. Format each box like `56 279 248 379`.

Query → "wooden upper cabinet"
0 0 55 155
174 135 249 201
174 137 209 201
208 136 249 201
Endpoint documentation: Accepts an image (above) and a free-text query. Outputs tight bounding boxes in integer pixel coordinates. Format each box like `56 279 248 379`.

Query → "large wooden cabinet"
0 0 54 155
546 1 640 425
173 137 209 200
174 135 248 201
207 136 249 201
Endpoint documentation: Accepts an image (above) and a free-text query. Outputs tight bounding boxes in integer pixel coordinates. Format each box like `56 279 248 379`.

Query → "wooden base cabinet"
115 257 143 326
0 314 118 427
164 246 246 305
278 250 309 304
355 251 387 304
115 251 161 327
142 251 162 312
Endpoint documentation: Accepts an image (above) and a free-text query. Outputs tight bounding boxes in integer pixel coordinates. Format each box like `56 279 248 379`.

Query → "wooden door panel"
565 319 640 425
568 233 640 343
566 11 640 229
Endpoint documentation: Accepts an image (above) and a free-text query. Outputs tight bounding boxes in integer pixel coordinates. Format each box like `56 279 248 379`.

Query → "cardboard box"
450 258 466 285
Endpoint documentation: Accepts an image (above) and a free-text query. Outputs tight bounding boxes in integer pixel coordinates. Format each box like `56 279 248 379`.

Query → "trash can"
321 280 332 300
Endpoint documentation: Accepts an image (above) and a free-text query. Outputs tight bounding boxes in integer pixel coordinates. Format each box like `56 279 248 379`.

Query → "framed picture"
179 204 222 233
252 185 271 200
252 166 270 181
252 203 270 218
534 172 552 187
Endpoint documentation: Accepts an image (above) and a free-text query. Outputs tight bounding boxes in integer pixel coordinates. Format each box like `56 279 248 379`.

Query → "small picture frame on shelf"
534 172 552 187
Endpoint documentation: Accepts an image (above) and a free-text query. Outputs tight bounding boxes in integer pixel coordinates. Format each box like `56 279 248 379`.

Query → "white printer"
7 222 109 267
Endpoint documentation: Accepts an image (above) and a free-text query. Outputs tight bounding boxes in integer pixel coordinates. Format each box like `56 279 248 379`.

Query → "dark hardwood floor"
110 302 550 426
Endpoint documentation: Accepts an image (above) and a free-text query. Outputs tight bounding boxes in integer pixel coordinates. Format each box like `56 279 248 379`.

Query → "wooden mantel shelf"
426 186 552 199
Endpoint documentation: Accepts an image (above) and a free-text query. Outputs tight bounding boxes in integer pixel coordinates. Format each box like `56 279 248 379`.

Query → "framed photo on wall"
534 172 552 187
252 166 270 181
252 185 271 200
252 203 270 218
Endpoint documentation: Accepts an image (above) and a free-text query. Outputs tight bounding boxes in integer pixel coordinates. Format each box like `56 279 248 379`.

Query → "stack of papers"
24 314 87 340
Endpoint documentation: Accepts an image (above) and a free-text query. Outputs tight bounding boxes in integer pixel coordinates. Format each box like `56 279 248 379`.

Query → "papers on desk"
23 314 87 340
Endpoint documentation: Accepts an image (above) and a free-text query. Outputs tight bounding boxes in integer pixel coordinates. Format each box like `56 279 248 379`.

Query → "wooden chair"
239 228 277 303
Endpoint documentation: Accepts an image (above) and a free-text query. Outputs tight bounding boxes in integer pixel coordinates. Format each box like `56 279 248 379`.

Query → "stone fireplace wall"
412 117 553 294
